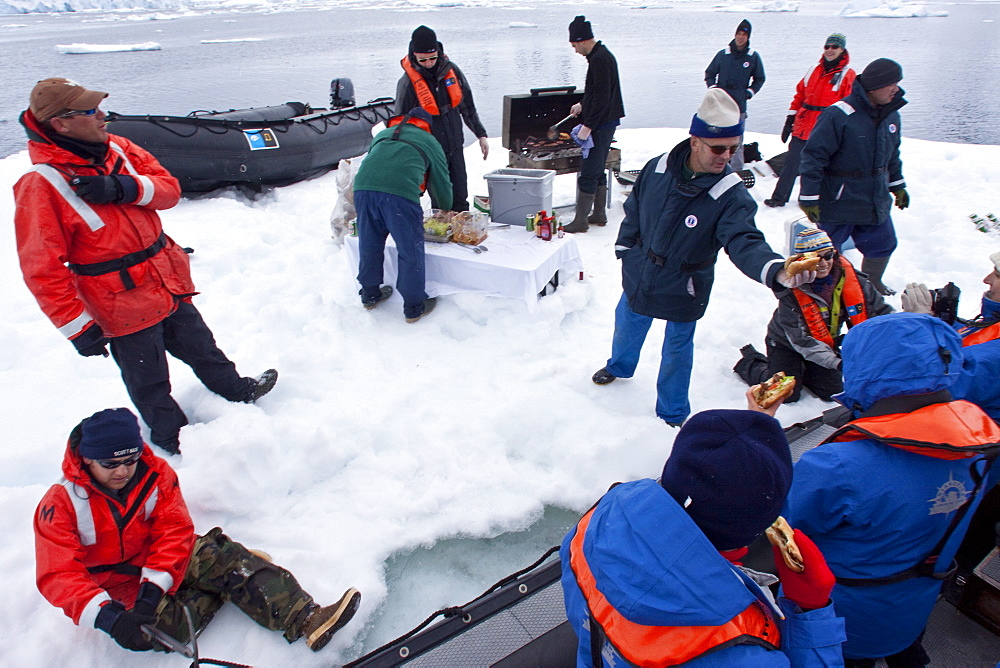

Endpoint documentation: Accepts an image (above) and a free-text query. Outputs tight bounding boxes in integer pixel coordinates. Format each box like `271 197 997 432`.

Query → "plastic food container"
423 210 453 242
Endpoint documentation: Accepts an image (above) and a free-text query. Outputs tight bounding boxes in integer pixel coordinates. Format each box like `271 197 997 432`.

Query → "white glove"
901 282 933 314
778 268 817 289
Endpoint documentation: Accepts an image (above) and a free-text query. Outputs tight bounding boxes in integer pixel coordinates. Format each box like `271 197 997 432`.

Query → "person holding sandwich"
561 401 846 667
735 227 892 403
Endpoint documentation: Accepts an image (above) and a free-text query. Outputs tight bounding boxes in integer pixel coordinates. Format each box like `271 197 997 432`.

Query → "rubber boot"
564 189 595 233
588 185 608 226
861 256 896 296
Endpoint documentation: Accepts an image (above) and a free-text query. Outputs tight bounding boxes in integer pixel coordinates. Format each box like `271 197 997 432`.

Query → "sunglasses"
94 452 142 469
824 45 841 50
58 108 98 118
696 136 742 156
416 55 438 63
818 250 836 261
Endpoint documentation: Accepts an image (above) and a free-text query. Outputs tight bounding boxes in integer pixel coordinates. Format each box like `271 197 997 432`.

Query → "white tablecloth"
344 226 583 312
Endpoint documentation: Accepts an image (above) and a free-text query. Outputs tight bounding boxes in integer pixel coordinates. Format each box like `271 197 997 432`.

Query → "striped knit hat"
794 227 834 253
825 33 846 49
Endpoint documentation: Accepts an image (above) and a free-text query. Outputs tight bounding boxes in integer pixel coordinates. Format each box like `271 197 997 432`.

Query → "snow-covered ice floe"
55 41 162 53
717 1 799 13
508 21 537 28
840 0 948 18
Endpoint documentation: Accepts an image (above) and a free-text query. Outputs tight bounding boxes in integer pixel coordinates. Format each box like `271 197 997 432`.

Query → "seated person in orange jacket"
735 227 892 402
34 408 360 654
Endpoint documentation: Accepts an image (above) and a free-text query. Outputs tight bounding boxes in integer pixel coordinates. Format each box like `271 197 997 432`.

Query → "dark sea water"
2 0 1000 159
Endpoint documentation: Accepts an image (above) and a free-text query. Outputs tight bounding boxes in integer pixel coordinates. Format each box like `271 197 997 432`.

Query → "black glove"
72 322 109 358
781 115 795 143
70 175 124 204
746 88 754 100
101 582 163 652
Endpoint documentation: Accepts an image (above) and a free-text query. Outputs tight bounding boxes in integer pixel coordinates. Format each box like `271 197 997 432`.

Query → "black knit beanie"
568 15 593 42
859 58 903 91
410 25 438 53
736 19 752 36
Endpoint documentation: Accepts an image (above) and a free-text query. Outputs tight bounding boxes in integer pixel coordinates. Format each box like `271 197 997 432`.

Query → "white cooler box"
484 168 555 225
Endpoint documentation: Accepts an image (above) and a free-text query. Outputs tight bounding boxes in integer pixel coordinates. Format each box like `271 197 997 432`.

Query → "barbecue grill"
502 86 621 177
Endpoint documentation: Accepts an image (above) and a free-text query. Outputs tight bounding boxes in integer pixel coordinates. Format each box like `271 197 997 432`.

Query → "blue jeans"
577 122 617 194
110 300 251 445
355 190 427 318
604 293 697 423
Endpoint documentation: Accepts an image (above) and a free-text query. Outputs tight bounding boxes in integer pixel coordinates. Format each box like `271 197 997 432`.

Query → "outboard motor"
330 78 356 109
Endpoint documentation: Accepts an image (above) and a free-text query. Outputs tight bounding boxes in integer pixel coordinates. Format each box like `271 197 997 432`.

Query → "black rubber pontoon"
106 97 393 195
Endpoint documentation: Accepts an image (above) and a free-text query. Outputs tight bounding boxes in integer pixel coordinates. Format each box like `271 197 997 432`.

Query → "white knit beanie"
991 250 1000 272
690 88 743 138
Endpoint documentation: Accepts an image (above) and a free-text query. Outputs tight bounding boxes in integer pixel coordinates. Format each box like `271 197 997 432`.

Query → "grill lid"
502 86 584 150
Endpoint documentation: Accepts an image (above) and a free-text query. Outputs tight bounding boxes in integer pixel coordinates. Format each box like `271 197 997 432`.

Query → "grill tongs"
547 113 576 140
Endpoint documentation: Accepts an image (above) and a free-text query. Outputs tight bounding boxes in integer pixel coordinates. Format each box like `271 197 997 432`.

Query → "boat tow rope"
140 603 254 668
346 544 561 666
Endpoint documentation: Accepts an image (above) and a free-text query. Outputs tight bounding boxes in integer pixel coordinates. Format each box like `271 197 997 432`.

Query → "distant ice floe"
1 0 183 14
840 0 948 18
508 21 537 28
201 37 264 42
717 0 799 12
56 41 161 53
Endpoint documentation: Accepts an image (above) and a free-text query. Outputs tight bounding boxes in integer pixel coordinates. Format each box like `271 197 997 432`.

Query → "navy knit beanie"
78 408 144 460
410 25 438 54
736 19 752 36
859 58 903 91
660 410 792 551
568 15 594 42
406 106 433 127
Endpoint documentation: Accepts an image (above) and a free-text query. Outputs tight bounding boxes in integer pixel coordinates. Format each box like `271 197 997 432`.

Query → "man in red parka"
765 34 856 208
13 78 277 454
35 408 361 654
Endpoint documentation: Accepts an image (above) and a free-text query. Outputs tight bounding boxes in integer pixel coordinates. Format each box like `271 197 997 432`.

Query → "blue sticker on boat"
244 128 279 150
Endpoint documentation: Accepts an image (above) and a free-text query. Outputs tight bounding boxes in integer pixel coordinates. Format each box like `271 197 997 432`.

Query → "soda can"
525 213 535 232
350 221 358 237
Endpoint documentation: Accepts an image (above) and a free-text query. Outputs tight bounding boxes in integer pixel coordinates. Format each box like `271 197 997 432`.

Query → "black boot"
564 189 595 233
861 256 896 296
733 344 770 386
588 185 608 225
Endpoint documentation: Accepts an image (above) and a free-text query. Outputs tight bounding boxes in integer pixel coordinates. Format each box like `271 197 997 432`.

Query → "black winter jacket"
581 42 625 129
615 140 783 322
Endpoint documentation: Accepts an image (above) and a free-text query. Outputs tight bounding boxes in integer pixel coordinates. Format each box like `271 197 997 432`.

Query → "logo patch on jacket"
444 77 457 87
928 473 970 515
685 215 698 228
743 61 750 68
888 123 898 134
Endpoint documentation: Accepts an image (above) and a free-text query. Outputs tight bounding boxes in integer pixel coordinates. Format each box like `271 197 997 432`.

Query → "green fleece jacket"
353 120 453 209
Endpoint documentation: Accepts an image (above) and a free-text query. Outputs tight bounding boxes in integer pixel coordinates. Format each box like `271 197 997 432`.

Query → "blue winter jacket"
615 139 784 322
705 41 765 113
798 86 906 227
786 314 993 659
560 479 846 668
952 295 1000 420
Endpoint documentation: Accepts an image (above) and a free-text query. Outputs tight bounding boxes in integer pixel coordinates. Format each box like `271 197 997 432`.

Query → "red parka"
34 432 194 629
788 51 856 141
14 110 196 340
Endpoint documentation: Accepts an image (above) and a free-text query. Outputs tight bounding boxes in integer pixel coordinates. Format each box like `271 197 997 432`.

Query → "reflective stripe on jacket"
14 110 194 338
792 257 869 348
568 505 780 666
400 56 462 116
34 433 194 628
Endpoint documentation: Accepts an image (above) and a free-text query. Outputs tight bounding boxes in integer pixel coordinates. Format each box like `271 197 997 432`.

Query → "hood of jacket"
579 479 758 627
837 313 964 413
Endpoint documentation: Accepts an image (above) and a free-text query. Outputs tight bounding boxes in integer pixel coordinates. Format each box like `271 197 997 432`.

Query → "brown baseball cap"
30 77 108 123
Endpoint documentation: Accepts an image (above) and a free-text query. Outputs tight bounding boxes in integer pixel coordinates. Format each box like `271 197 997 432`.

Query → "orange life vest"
568 506 781 667
792 257 868 348
400 56 463 116
958 320 1000 347
826 400 1000 460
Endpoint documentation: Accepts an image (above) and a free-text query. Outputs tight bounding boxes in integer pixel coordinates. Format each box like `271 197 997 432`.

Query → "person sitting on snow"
900 250 1000 420
734 227 892 403
34 408 361 654
561 400 846 666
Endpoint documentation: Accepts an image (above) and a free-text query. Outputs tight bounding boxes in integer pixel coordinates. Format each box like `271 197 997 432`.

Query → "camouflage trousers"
150 527 315 649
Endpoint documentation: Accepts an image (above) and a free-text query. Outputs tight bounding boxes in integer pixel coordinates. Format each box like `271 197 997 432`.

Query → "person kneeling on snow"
734 227 892 403
560 404 846 667
34 408 361 654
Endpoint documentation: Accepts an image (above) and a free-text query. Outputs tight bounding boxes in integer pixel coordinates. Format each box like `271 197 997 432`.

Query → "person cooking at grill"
798 58 908 297
34 407 361 655
785 313 1000 666
589 88 810 427
734 227 892 404
354 107 453 323
561 406 846 667
704 18 765 171
562 15 625 234
395 24 488 213
765 33 855 208
13 78 277 456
